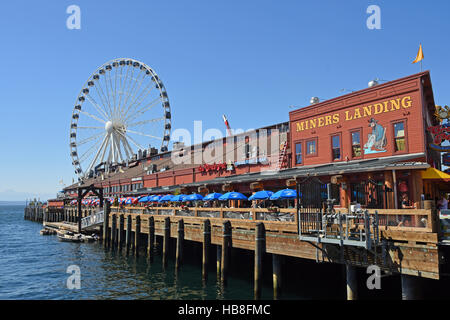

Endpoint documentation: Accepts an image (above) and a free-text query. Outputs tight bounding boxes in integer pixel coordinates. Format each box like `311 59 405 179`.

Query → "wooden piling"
103 202 110 249
163 217 170 268
135 215 141 257
401 274 422 300
148 216 155 262
216 245 222 280
147 217 155 262
272 253 282 299
346 264 358 300
221 220 231 285
176 219 184 270
202 219 211 282
111 214 117 249
126 215 132 255
118 214 124 251
254 222 265 299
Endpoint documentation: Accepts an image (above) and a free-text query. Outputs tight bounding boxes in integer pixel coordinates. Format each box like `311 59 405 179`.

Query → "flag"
412 44 424 64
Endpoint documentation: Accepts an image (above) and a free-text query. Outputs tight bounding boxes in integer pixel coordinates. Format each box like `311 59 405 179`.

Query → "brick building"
55 71 448 210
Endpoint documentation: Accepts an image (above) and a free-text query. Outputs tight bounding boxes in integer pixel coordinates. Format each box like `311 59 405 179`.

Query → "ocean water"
1 204 322 300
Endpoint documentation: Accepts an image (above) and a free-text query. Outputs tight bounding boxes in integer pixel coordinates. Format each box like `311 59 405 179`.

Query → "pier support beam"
126 215 132 255
111 214 117 249
221 220 232 286
77 198 82 233
135 216 141 257
118 214 124 251
216 245 222 280
103 202 110 249
163 217 170 269
346 264 358 300
272 254 282 300
202 220 211 283
176 219 184 270
148 216 155 262
254 222 265 300
401 274 422 300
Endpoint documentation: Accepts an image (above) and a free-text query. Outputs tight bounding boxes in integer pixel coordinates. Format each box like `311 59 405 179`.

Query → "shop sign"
198 162 226 173
234 157 269 166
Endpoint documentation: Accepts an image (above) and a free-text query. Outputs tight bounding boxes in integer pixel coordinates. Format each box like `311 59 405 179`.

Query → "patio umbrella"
125 197 133 205
219 192 248 201
203 192 223 201
159 194 174 202
171 194 187 202
185 193 204 201
248 190 273 200
138 196 150 203
150 195 162 202
270 189 297 200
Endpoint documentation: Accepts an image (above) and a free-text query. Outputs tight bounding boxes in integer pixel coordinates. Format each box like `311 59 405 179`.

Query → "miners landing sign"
295 96 412 132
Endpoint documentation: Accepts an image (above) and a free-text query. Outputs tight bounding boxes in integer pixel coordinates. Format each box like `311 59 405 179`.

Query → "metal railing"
298 208 380 249
80 209 104 229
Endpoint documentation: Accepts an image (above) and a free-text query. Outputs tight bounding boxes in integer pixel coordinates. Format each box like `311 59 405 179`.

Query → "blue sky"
0 0 449 200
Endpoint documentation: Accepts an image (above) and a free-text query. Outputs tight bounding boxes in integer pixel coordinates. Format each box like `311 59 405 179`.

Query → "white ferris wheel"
69 58 171 180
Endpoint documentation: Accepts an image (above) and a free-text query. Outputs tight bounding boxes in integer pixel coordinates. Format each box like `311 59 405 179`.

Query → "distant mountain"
0 189 55 202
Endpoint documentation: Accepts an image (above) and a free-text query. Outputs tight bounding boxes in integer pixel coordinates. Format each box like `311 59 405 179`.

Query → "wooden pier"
28 204 447 299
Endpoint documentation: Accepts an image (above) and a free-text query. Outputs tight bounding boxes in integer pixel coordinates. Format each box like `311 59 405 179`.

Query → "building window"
295 142 302 165
306 138 317 156
394 122 406 152
331 134 341 161
351 131 362 158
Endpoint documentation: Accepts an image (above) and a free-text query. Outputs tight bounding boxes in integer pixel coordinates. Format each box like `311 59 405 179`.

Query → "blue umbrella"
203 192 223 201
270 189 297 200
138 196 150 203
158 194 174 202
219 192 248 201
185 193 204 201
149 195 162 202
248 190 273 201
171 194 187 202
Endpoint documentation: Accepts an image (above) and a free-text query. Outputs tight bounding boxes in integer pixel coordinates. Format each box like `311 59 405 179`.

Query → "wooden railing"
67 205 438 235
109 206 298 223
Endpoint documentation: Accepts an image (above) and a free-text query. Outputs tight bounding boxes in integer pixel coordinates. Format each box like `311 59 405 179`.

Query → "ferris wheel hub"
105 121 114 133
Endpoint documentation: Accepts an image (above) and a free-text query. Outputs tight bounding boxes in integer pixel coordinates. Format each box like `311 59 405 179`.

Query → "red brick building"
58 71 447 210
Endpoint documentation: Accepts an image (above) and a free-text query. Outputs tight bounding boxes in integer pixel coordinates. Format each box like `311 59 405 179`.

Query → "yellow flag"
412 44 424 64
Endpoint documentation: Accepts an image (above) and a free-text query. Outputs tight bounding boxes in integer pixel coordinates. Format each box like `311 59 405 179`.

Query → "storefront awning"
421 167 450 182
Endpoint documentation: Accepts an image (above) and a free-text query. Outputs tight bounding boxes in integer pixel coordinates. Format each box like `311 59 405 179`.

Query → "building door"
298 177 327 208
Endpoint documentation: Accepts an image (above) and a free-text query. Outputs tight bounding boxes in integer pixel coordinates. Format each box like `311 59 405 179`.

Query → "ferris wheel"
69 58 171 179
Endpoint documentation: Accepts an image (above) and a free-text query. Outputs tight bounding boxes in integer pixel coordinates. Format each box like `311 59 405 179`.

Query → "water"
1 204 320 300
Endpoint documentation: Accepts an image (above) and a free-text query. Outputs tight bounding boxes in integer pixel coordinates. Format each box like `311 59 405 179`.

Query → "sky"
0 0 449 201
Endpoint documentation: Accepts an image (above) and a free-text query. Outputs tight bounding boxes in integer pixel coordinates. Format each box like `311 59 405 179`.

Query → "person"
438 195 448 210
400 193 415 209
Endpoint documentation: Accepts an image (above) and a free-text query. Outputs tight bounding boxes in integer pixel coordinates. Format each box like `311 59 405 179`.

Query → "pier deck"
57 205 443 280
